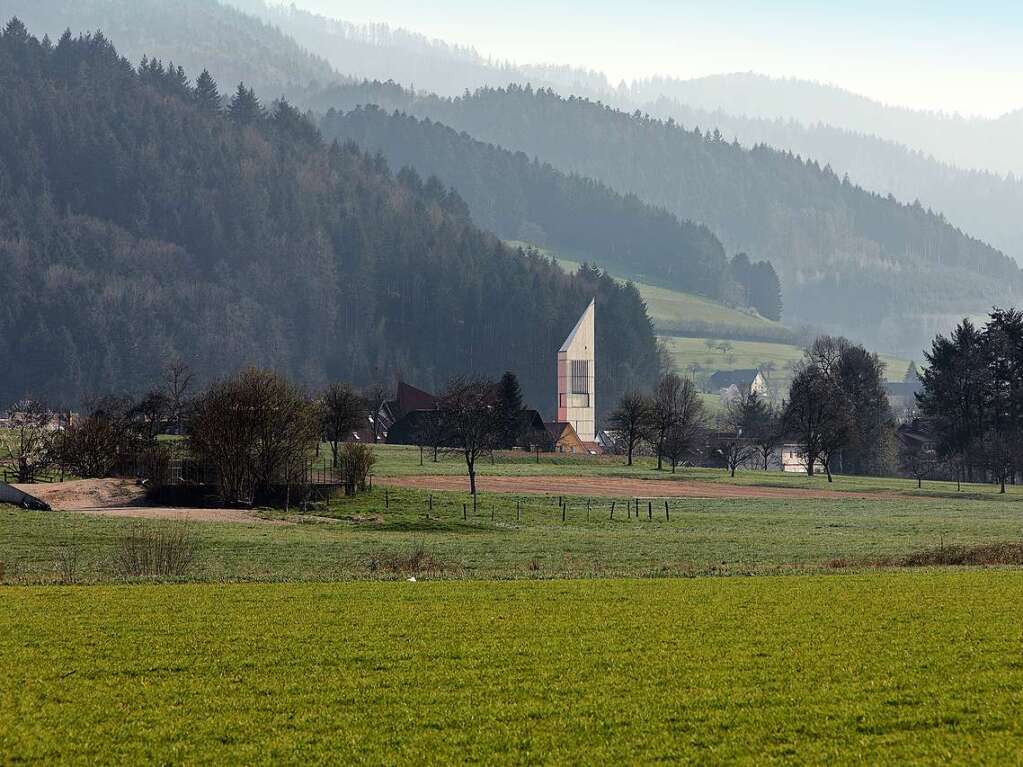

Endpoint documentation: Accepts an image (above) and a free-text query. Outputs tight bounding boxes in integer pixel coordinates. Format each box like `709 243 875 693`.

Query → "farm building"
708 369 768 401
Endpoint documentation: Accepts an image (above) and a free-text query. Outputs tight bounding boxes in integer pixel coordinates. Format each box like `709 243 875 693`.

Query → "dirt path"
12 479 285 525
378 474 893 500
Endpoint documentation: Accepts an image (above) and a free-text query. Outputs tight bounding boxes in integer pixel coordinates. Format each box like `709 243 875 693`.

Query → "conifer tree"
193 70 221 114
228 83 263 124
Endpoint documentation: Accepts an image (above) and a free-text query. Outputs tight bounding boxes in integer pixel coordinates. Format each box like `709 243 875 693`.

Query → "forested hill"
320 106 781 319
0 0 347 99
637 96 1023 265
306 82 1022 354
0 21 661 412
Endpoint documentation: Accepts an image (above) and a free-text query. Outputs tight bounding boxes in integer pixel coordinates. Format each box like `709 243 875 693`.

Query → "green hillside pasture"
3 574 1022 764
531 246 788 339
660 335 913 389
5 483 1023 583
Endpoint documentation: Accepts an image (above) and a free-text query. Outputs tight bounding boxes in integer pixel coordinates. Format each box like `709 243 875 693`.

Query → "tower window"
571 360 589 395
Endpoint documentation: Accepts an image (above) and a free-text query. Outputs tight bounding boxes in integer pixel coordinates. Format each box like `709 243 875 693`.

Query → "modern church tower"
557 299 596 442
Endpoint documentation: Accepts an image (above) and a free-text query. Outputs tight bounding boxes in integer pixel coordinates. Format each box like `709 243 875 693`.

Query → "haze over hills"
636 98 1023 264
236 1 1023 264
628 74 1023 177
6 0 1022 361
308 81 1022 356
320 105 783 321
0 0 350 99
13 0 1022 269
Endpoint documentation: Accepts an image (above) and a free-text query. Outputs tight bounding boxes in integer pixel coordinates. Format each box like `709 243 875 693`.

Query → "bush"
113 522 197 578
339 443 376 496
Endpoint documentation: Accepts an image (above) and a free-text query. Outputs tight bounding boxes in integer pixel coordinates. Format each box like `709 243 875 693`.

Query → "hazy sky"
278 0 1022 117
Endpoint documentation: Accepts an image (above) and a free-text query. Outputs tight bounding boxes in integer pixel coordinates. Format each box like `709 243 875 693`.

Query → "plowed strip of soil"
379 474 891 500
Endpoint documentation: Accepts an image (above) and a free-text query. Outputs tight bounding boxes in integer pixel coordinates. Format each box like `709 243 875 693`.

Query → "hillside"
629 74 1023 177
241 1 610 98
546 252 794 344
0 0 347 99
304 82 1021 356
0 22 661 411
639 97 1023 264
320 106 782 315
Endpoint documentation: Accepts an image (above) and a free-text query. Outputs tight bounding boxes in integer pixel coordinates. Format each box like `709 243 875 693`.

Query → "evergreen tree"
228 83 263 124
193 69 221 113
494 371 525 449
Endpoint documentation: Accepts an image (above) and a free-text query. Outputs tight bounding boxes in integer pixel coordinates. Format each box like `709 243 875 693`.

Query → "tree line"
0 22 661 415
607 335 896 480
916 309 1023 492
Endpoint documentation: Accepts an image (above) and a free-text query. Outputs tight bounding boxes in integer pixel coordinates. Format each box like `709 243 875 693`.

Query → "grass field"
3 573 1022 764
5 469 1023 583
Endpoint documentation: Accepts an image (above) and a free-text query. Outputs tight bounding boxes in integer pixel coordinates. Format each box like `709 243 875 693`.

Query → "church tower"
556 299 596 442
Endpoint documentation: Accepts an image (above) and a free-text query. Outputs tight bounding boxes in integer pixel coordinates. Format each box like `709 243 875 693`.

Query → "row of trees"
917 310 1023 492
608 375 781 475
607 335 896 480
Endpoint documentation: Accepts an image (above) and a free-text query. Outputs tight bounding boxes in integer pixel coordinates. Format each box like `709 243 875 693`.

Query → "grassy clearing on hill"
3 574 1022 764
660 335 913 390
533 246 788 339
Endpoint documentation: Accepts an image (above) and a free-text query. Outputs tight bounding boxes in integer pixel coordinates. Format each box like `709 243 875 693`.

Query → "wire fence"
354 486 685 525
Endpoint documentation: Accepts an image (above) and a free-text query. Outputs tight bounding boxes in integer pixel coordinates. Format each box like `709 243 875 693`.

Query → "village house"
707 369 769 402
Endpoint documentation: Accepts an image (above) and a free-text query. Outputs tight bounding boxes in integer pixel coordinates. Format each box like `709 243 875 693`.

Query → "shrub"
113 522 197 578
339 443 376 496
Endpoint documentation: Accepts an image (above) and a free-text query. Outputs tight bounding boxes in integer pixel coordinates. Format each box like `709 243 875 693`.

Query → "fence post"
517 500 521 521
665 500 669 521
610 501 616 520
562 502 566 523
385 489 389 510
463 503 467 520
635 498 639 517
429 494 433 512
586 499 591 521
648 501 652 520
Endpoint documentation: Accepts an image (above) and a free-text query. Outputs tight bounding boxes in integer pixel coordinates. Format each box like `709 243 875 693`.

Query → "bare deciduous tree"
164 359 194 435
321 382 366 468
189 368 320 505
438 376 497 508
1 401 56 483
608 391 652 466
649 373 705 471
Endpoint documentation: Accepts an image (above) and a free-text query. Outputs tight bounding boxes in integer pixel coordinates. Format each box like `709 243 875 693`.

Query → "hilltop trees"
0 24 661 412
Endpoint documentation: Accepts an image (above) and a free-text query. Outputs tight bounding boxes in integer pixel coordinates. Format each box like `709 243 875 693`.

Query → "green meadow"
3 574 1023 764
5 480 1023 584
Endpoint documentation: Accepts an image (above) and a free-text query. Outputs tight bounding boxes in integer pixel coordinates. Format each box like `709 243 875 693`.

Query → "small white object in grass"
407 576 417 582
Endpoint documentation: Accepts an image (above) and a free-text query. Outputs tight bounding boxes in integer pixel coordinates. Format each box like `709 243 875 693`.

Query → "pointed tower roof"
559 299 595 353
